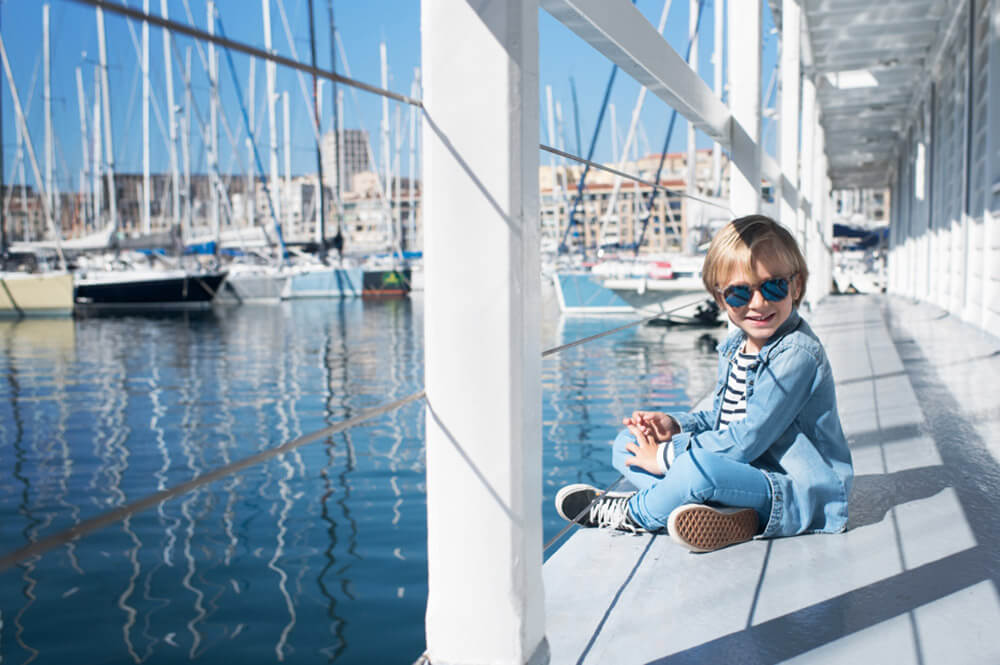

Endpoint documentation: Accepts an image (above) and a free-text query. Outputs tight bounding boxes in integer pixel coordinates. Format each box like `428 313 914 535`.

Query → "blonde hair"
702 215 809 307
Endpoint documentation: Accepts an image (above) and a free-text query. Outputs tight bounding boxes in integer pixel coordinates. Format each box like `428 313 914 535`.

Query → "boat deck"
543 294 1000 664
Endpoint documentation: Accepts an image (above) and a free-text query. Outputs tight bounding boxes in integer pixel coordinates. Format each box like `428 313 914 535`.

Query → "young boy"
555 215 853 552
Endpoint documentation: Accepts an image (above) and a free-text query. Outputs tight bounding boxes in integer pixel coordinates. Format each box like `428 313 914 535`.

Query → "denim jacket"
668 309 853 537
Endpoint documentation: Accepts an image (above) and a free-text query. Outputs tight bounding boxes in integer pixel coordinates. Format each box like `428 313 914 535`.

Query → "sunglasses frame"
718 273 797 308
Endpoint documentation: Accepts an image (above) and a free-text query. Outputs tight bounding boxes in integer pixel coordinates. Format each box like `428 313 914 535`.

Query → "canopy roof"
770 0 956 189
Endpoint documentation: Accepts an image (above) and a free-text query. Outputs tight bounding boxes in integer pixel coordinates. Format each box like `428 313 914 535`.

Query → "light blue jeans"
611 429 773 531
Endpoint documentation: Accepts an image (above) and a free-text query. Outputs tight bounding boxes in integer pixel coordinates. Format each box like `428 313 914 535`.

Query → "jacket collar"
724 308 803 363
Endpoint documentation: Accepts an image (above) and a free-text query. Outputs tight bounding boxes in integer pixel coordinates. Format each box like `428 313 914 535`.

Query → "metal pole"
96 6 118 235
247 57 256 229
687 0 698 225
44 4 54 230
283 90 290 235
263 0 282 228
0 35 65 267
408 69 419 250
183 48 192 240
162 0 181 237
327 0 343 253
142 0 151 235
712 0 722 195
307 0 326 259
92 67 102 226
380 41 392 250
75 68 91 232
208 1 220 248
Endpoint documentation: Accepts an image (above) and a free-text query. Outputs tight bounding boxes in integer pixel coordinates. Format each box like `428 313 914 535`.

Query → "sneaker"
554 483 643 533
666 504 758 552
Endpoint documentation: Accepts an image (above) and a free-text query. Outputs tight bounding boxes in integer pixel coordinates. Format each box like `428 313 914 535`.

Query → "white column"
799 75 816 282
779 0 800 234
422 1 547 664
727 0 762 215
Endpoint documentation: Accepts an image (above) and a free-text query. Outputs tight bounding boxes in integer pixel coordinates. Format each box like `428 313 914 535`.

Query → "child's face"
719 258 800 353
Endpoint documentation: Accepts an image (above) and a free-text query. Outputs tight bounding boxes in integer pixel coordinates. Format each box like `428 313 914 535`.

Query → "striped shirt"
719 345 754 430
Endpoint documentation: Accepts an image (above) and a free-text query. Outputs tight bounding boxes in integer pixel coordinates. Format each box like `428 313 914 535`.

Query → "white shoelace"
589 495 637 533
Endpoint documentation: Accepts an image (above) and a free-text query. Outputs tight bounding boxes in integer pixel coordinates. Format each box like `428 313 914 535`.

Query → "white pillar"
779 0 800 234
422 1 547 664
799 75 816 279
727 0 762 215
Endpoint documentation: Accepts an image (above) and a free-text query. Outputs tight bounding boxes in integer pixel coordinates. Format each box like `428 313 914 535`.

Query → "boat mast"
712 0 722 195
96 6 118 238
208 1 220 251
263 0 282 237
247 57 255 231
327 0 343 256
183 48 192 241
0 35 65 267
307 0 327 260
92 67 102 227
408 69 419 251
75 68 90 232
686 0 699 251
282 90 290 233
43 4 60 238
380 41 392 253
0 8 5 265
161 0 181 241
142 0 151 236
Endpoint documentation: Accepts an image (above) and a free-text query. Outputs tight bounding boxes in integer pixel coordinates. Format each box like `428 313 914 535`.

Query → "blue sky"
0 0 777 193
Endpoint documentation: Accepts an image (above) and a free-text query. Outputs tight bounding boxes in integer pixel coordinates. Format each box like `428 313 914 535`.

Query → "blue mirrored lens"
723 278 790 307
723 285 751 307
760 278 789 301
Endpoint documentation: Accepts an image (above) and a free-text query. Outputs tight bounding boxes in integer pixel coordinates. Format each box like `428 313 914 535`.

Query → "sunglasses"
720 275 794 308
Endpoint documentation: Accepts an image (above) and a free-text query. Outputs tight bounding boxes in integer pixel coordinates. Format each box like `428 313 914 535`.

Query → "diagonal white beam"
540 0 730 143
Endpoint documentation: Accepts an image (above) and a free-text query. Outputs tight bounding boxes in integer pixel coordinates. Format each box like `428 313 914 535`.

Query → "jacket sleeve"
670 407 716 436
671 344 821 463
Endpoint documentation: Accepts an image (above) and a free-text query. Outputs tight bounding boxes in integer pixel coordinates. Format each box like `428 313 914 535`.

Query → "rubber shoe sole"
667 504 758 553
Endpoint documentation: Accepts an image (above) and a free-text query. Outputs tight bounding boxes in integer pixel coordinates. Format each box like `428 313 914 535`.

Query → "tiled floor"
543 294 1000 665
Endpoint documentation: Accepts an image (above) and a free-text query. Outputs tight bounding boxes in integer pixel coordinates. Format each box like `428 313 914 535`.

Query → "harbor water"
0 287 720 664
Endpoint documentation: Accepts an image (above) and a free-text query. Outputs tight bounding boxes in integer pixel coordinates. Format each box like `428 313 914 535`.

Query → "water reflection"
0 296 715 663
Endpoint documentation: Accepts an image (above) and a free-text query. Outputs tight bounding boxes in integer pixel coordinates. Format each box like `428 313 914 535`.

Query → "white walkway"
543 294 1000 664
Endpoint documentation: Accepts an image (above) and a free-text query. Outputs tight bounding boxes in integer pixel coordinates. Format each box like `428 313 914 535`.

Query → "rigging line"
0 295 710 570
65 0 422 108
541 143 733 214
542 297 709 357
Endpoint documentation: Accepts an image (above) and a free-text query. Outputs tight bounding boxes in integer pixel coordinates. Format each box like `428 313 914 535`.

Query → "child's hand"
622 411 679 443
623 424 664 476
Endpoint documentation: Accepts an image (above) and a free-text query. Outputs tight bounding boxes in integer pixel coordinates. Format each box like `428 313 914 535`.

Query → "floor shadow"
848 466 952 530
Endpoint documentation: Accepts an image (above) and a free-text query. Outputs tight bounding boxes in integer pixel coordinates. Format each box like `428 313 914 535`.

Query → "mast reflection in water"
0 293 719 663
